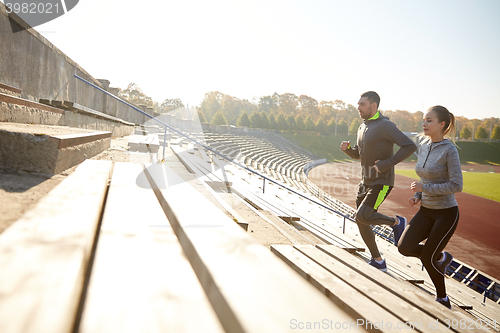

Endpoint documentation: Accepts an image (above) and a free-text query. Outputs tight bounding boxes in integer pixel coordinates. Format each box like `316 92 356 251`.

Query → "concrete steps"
0 92 135 137
0 122 111 175
127 133 160 153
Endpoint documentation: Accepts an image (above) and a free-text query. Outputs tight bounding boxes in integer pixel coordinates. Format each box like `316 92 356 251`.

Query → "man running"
340 91 417 271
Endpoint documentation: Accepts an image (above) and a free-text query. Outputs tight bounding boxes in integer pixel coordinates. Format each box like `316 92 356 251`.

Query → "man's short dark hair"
361 91 380 109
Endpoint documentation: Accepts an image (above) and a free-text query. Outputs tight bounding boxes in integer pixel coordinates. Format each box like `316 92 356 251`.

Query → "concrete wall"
0 4 141 124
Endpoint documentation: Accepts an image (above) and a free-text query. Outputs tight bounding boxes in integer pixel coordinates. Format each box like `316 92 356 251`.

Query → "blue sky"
13 0 500 119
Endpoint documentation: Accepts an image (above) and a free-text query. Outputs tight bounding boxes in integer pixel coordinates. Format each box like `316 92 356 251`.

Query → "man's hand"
340 141 350 151
411 181 423 192
409 197 420 207
373 159 380 173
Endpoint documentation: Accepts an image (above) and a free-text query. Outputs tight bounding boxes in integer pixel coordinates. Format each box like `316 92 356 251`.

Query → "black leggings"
398 206 459 298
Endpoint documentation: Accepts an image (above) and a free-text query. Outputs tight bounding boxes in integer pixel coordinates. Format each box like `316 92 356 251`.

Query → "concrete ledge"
0 123 111 175
1 93 64 115
49 131 111 149
0 93 134 137
0 82 22 94
60 101 135 126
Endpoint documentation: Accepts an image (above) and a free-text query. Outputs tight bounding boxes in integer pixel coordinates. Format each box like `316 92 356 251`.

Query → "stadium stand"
1 4 499 330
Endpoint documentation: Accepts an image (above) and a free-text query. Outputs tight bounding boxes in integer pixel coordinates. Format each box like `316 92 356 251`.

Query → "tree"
258 95 278 114
349 118 361 135
337 119 348 135
319 101 335 120
160 98 184 113
211 110 228 125
316 118 326 133
197 110 207 123
250 111 263 128
475 126 488 139
278 93 299 115
460 126 471 139
285 115 295 131
269 113 278 130
305 115 315 132
261 112 270 129
277 113 288 130
237 111 251 127
492 125 500 140
199 91 223 122
326 117 336 134
299 95 319 119
295 115 305 131
119 83 155 109
412 111 424 132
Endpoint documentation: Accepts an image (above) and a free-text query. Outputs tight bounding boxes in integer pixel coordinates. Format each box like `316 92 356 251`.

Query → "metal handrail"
74 74 357 227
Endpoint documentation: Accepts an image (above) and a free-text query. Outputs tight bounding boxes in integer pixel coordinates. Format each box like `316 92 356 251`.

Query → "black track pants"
355 184 396 259
398 206 459 298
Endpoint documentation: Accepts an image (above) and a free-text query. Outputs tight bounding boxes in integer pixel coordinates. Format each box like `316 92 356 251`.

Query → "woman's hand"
409 197 420 207
411 181 423 192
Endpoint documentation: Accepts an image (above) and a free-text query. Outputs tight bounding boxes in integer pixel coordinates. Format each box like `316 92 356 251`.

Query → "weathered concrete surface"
0 93 135 137
0 3 145 124
0 123 111 175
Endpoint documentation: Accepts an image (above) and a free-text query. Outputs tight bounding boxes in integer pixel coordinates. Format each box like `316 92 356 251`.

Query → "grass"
395 169 500 202
279 133 500 165
277 132 500 201
280 133 357 162
455 141 500 165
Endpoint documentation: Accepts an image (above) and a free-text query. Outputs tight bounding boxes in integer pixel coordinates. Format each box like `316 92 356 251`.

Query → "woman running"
398 105 462 309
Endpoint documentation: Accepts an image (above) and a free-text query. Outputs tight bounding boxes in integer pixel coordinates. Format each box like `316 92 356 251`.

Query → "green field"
394 169 500 202
280 133 500 165
280 133 357 162
279 132 500 201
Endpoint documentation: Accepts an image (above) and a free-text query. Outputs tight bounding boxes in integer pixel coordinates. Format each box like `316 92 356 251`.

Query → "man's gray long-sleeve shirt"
343 112 417 186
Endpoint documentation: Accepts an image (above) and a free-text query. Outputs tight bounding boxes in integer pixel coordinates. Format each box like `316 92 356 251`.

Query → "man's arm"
340 140 360 160
375 122 417 172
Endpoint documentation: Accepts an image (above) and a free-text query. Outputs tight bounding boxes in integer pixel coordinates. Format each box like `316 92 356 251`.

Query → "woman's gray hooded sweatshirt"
414 137 463 209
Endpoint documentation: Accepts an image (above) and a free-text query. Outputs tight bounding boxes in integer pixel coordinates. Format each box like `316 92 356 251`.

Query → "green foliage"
261 112 270 129
199 91 223 122
337 119 348 135
475 126 488 139
258 95 278 113
295 115 305 131
460 126 471 139
269 114 278 130
349 118 361 135
249 112 263 128
211 110 228 125
287 115 297 131
237 111 251 127
197 110 207 123
304 115 315 131
327 117 336 134
277 113 288 130
492 125 500 140
315 118 326 133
